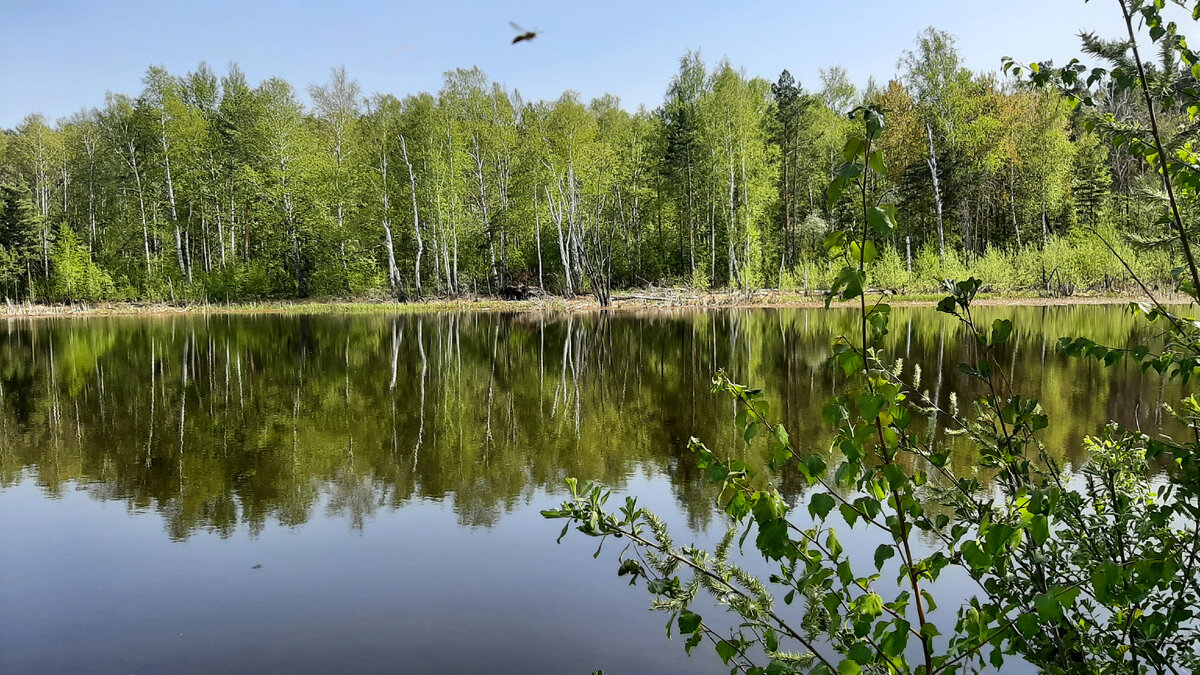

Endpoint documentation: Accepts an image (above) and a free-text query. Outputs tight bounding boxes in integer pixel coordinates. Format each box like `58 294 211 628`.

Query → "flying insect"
510 22 539 44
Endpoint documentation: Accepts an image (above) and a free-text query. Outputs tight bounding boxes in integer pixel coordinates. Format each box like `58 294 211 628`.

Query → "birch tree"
309 66 362 290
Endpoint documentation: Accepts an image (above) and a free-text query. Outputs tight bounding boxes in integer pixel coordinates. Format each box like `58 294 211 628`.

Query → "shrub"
868 245 909 290
1011 245 1045 289
912 243 966 292
690 261 711 291
970 246 1017 290
49 224 115 302
780 257 836 294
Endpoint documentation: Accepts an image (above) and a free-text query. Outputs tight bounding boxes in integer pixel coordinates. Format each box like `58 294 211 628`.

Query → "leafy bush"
781 258 835 294
690 261 712 292
868 246 908 290
969 247 1017 291
912 244 966 292
1010 246 1045 289
797 213 832 252
49 224 115 302
547 96 1200 674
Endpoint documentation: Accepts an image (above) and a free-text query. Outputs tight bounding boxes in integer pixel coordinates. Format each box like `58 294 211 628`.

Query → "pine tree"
0 183 43 299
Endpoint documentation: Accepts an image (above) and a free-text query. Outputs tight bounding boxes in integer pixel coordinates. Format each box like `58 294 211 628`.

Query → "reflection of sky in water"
0 305 1173 672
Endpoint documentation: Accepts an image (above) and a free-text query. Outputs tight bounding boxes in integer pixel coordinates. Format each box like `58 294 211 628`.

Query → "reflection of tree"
0 306 1180 539
326 466 384 531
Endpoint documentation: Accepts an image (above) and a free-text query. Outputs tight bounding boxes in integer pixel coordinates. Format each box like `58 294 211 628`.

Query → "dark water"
0 305 1179 674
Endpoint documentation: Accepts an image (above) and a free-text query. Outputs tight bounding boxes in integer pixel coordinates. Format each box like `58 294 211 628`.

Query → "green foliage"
867 246 908 290
913 244 966 290
0 183 41 300
968 247 1018 290
49 224 114 302
546 81 1200 672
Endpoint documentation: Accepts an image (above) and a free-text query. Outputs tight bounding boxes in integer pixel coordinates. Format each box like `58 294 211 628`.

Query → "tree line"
0 27 1175 305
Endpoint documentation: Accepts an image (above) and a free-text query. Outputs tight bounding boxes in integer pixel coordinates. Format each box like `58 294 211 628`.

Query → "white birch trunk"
400 135 423 299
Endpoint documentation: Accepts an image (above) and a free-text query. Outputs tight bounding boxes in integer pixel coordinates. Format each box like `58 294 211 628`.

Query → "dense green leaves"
542 5 1200 673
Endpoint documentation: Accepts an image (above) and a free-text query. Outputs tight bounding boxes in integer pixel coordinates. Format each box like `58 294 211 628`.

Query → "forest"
0 27 1177 305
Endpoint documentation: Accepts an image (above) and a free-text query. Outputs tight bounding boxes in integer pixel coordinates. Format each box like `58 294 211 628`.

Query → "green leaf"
773 424 790 448
678 611 701 634
1057 586 1081 609
715 640 738 664
827 529 843 558
1034 591 1062 621
843 136 866 161
617 558 643 582
743 422 760 442
824 231 847 254
1029 514 1049 546
764 627 779 652
874 544 895 570
648 577 679 596
868 150 887 176
839 503 860 527
836 161 864 180
1091 562 1121 601
770 443 791 469
854 593 883 619
879 620 910 657
802 453 828 479
990 318 1013 346
827 267 866 308
867 205 897 236
863 106 885 139
708 464 729 484
1016 613 1039 637
847 643 873 664
827 162 863 208
859 393 887 421
809 492 836 520
849 239 878 265
756 518 791 561
836 350 864 376
983 523 1017 556
961 540 991 570
880 463 907 489
837 659 862 674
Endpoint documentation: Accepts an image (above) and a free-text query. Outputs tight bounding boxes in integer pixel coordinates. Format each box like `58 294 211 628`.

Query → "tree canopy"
0 27 1178 303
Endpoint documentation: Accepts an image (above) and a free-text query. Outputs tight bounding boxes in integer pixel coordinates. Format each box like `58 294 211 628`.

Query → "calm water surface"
0 305 1178 673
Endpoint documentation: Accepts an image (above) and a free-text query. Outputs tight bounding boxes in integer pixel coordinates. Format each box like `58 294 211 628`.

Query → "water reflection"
0 305 1177 539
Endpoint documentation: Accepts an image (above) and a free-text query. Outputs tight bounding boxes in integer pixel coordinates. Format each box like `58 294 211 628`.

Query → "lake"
0 304 1177 674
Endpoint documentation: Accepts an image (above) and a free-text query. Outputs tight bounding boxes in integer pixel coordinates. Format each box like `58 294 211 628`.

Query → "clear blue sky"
1 0 1130 129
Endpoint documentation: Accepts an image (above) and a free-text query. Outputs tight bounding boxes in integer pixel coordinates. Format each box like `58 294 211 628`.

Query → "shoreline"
0 289 1187 319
